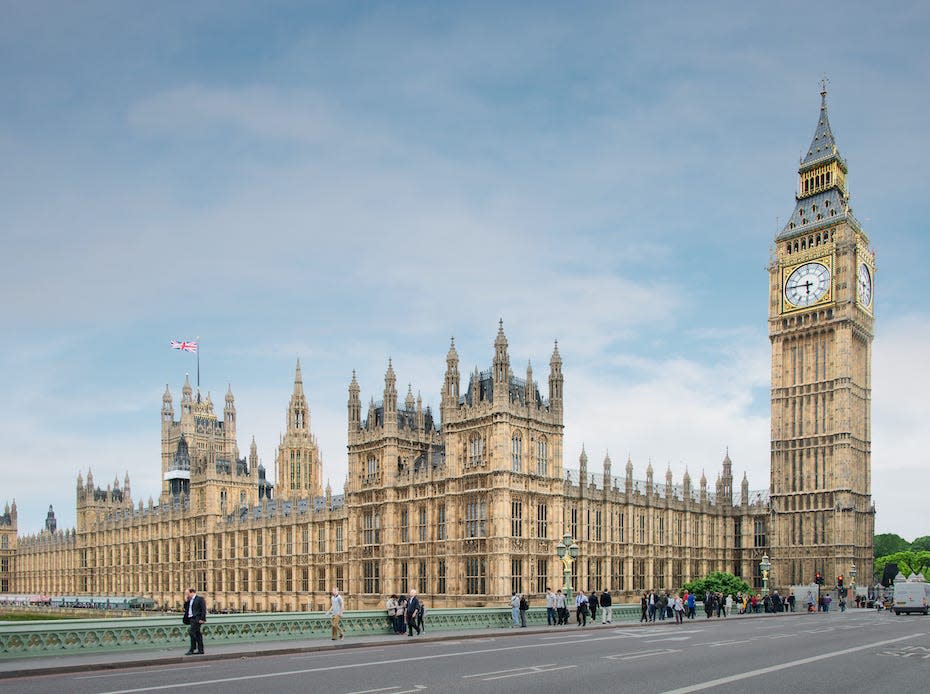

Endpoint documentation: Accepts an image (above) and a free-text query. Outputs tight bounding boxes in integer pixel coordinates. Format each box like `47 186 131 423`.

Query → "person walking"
182 588 207 655
328 587 344 640
575 590 589 627
600 589 612 624
673 593 684 624
687 591 696 619
519 594 529 627
640 592 648 623
406 589 422 636
588 590 598 623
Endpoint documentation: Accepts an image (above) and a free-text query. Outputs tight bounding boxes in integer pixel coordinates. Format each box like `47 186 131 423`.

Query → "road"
2 610 927 693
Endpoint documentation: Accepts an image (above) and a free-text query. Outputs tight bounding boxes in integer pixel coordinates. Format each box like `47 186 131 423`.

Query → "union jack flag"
170 340 198 353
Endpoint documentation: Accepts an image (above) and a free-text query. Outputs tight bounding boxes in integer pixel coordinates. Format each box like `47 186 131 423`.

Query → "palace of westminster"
0 90 875 611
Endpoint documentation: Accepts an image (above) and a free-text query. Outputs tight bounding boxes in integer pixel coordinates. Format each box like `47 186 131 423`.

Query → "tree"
874 533 910 558
874 551 930 581
680 571 751 598
910 536 930 553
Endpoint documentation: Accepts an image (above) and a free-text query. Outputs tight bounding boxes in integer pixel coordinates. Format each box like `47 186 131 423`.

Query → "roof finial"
820 74 829 106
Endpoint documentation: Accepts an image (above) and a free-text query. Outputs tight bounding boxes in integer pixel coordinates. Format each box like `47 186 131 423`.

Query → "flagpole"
196 336 201 390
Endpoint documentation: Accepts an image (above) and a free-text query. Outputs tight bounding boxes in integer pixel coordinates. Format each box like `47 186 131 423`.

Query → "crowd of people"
637 588 806 622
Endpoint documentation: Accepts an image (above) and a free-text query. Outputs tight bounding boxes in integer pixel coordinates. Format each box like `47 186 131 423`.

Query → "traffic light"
815 571 823 585
837 575 844 588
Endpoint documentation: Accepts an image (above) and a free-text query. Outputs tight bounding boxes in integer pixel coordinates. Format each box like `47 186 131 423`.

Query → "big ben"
769 83 875 590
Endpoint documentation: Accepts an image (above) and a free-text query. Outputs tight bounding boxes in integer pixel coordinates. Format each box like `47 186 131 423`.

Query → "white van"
893 573 929 616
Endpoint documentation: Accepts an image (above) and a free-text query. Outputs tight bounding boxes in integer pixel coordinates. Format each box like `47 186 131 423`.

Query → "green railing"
0 604 643 658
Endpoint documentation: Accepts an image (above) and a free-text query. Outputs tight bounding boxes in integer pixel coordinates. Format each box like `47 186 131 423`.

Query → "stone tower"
275 359 324 500
768 84 875 589
0 500 16 593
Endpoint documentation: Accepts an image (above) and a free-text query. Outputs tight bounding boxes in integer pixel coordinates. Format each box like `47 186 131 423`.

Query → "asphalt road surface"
3 610 927 693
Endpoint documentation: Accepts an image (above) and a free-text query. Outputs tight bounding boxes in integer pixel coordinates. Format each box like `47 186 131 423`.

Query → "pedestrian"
417 600 427 633
648 590 657 622
182 587 206 655
546 587 557 626
575 590 589 626
687 591 696 619
510 591 521 627
673 593 684 624
640 592 648 623
328 587 344 641
556 589 568 625
406 589 422 636
395 594 407 634
385 594 398 632
599 589 612 624
519 594 529 627
588 590 598 623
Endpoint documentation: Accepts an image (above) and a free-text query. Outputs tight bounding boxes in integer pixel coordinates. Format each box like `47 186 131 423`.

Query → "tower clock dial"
784 261 831 308
857 263 872 307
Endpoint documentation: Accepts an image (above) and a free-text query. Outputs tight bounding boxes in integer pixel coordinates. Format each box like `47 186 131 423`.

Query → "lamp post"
556 533 579 603
760 554 771 596
850 563 857 606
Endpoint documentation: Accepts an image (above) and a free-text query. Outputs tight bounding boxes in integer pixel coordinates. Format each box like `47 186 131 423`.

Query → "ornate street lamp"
760 553 771 596
556 532 579 602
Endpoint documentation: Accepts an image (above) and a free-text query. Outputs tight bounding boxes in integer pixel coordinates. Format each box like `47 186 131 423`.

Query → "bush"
680 571 751 598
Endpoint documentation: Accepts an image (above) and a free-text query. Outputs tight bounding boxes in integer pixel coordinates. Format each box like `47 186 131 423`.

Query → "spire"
779 81 852 239
443 338 461 408
801 78 840 168
492 319 510 392
287 359 309 432
548 340 563 412
405 384 415 411
348 370 361 427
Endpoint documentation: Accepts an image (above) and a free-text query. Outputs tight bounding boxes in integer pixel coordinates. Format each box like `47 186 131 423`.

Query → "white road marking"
645 636 693 643
657 633 926 694
343 687 427 694
291 648 385 660
463 664 577 681
605 648 681 661
76 666 212 680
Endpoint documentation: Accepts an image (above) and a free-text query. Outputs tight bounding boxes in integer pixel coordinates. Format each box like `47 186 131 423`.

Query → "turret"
405 384 415 411
492 319 511 400
442 338 460 410
181 374 193 417
45 505 57 533
625 456 633 494
383 359 397 430
348 370 361 429
741 472 750 507
719 448 733 505
579 445 588 483
224 383 236 436
525 361 534 406
162 385 174 424
665 465 673 498
603 452 612 485
548 340 563 414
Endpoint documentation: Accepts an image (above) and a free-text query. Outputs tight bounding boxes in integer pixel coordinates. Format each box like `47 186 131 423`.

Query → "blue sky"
2 1 928 537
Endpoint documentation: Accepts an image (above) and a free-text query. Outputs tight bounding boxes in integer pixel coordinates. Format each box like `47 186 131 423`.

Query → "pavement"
0 608 809 679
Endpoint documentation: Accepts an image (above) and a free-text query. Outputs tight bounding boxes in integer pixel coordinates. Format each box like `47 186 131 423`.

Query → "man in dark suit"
182 588 207 655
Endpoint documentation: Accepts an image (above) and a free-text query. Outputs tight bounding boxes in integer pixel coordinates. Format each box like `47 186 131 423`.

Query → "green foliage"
911 536 930 553
874 533 910 558
874 551 930 580
680 571 751 598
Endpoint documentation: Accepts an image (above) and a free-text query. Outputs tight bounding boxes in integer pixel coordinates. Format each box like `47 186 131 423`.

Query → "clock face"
857 263 872 307
784 261 831 308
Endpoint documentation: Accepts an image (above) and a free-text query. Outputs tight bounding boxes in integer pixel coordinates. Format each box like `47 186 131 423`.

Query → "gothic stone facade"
5 90 872 610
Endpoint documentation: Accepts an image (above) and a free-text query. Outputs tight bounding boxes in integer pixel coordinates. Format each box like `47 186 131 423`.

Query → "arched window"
536 438 548 476
511 434 522 472
468 435 485 466
367 456 378 477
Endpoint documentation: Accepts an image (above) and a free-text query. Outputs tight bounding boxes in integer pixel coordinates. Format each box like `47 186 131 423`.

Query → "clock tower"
769 84 875 590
